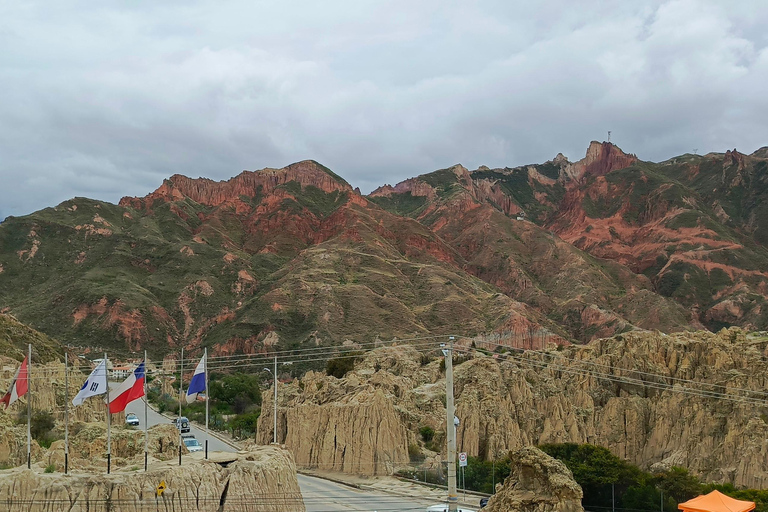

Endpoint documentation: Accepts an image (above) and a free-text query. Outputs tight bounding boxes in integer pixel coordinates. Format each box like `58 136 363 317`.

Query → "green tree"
228 411 261 439
539 443 644 510
463 455 511 494
209 373 262 414
657 466 704 503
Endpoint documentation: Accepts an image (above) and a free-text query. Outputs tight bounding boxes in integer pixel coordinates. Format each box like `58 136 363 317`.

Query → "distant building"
111 365 133 380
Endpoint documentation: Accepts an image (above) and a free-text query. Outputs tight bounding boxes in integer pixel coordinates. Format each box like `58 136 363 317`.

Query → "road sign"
157 481 166 497
459 452 467 467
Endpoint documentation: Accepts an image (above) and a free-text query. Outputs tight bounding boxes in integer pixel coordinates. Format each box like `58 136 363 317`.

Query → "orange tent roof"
678 491 755 512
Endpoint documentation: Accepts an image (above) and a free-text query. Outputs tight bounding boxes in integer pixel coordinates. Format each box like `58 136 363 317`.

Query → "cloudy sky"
1 0 767 219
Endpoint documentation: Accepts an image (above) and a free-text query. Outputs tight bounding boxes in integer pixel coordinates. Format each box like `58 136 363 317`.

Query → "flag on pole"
72 359 108 406
185 355 206 403
1 355 29 409
108 361 146 413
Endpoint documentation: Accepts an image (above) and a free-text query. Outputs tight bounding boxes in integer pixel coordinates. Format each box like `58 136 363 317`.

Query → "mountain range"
0 141 766 358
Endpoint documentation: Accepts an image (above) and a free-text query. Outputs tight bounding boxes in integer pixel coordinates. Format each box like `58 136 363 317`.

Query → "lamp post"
263 358 278 444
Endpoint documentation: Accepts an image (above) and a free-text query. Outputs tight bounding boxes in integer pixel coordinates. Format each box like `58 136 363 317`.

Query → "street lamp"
263 359 278 444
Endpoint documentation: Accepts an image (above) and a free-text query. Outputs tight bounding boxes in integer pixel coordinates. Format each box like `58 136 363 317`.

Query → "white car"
125 413 140 427
183 437 203 453
426 505 476 512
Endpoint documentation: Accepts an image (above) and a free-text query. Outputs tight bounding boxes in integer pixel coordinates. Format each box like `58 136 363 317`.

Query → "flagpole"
178 347 183 466
26 344 31 470
204 348 209 459
105 352 111 474
144 350 148 472
65 352 69 474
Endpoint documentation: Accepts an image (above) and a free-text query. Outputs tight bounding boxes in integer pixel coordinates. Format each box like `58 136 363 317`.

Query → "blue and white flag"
72 359 108 406
185 355 206 403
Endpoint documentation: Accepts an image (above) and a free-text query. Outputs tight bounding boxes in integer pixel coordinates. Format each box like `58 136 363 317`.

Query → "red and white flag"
108 361 145 414
1 356 29 409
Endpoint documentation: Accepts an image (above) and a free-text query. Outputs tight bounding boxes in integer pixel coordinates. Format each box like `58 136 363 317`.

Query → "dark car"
480 497 489 508
173 416 191 433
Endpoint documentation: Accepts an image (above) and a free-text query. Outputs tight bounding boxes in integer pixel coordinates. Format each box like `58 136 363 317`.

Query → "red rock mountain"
0 143 765 357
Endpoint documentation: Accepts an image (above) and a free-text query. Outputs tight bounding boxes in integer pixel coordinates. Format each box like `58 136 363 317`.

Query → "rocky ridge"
257 328 768 487
1 141 767 357
371 142 768 335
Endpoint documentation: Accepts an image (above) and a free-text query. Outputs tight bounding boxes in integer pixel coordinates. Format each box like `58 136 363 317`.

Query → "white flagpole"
205 348 209 459
26 344 31 469
144 350 148 472
65 351 69 474
178 347 183 466
105 352 111 474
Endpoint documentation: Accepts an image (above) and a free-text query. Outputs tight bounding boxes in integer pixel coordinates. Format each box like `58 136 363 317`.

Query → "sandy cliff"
257 328 768 487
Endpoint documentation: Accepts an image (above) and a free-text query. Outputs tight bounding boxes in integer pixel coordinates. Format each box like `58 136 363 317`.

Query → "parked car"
183 437 203 453
480 497 489 508
125 413 140 427
173 416 191 433
426 505 475 512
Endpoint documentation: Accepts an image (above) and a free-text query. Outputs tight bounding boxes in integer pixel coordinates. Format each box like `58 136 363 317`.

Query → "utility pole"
264 358 278 444
273 355 278 444
178 347 183 466
445 336 458 511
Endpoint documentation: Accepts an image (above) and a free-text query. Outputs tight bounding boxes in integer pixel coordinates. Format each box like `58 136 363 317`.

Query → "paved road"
123 397 236 453
297 474 449 512
123 396 465 511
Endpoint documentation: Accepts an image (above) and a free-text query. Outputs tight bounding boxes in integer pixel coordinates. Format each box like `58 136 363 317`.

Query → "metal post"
65 352 69 474
26 344 31 470
205 348 209 459
105 352 111 474
179 347 183 466
144 350 148 472
445 336 458 511
612 483 615 512
273 355 277 444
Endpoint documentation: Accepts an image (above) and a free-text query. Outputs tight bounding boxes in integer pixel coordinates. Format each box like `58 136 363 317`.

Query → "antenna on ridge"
607 131 611 143
693 149 698 155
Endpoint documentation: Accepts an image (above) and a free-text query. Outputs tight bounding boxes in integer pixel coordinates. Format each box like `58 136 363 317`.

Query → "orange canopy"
678 491 755 512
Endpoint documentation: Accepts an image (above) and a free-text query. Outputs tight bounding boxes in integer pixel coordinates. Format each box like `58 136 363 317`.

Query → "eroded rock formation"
258 328 768 487
0 445 304 512
484 446 583 512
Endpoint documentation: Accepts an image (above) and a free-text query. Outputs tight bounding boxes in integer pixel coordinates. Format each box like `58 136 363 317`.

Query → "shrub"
44 464 55 473
30 411 55 440
326 353 360 379
228 411 261 440
408 443 425 462
419 426 435 443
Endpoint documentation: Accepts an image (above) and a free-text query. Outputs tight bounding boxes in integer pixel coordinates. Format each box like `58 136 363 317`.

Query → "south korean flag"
72 359 109 406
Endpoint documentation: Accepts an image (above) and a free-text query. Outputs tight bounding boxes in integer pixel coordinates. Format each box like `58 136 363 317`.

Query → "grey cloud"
1 0 767 220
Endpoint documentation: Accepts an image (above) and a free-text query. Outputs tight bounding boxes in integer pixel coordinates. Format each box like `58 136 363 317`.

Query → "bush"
326 354 360 379
419 426 435 443
44 464 56 473
228 411 261 440
30 411 55 440
408 443 425 462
